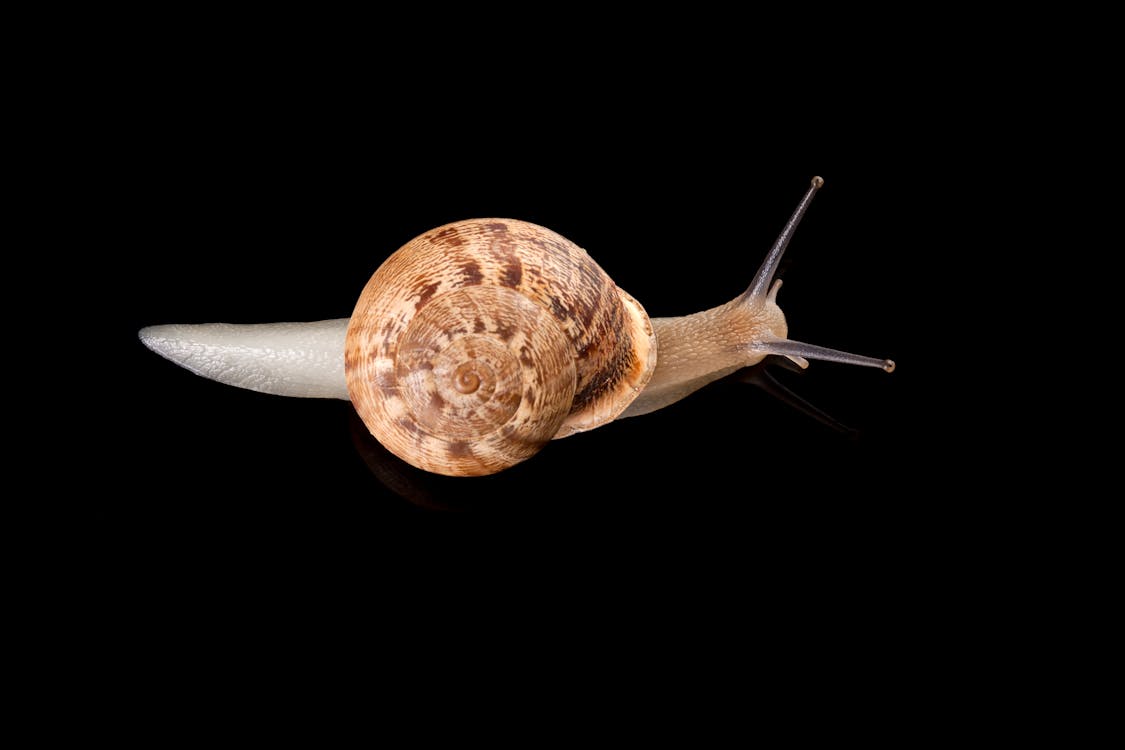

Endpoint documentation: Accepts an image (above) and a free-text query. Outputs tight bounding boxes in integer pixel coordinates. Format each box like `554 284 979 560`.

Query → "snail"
139 176 894 476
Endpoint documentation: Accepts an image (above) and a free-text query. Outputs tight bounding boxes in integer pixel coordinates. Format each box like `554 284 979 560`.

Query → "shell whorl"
345 219 656 476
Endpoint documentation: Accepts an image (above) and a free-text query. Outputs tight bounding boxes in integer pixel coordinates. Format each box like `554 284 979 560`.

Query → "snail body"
140 177 894 476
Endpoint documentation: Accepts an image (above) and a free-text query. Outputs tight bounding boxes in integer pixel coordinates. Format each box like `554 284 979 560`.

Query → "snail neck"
618 298 784 419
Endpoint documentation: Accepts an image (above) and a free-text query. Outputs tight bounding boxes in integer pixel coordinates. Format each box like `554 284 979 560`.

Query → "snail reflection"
139 177 894 478
351 357 862 511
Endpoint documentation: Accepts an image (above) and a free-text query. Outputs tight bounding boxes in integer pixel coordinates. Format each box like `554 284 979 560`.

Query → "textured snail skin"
138 179 894 476
618 293 789 419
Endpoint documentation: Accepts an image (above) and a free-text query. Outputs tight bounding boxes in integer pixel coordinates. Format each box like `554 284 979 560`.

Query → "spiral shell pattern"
345 219 656 476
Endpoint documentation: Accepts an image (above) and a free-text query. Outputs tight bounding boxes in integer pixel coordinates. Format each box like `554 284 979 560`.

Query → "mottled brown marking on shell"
487 238 524 288
548 296 569 320
461 261 483 286
503 259 522 287
447 440 472 457
428 226 465 247
344 218 657 475
573 327 636 409
414 280 441 311
495 320 518 342
396 417 420 435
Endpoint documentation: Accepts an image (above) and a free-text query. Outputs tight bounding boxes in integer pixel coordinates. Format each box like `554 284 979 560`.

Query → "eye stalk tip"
811 175 824 189
882 359 896 373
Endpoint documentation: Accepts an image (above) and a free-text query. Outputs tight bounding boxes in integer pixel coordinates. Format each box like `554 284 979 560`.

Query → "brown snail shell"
344 218 657 476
